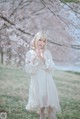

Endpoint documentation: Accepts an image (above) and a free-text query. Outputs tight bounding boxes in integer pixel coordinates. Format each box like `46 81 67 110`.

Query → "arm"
25 50 39 74
43 50 56 72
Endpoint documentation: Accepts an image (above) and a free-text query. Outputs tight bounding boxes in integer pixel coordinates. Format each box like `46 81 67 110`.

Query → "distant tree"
6 41 12 65
0 45 4 64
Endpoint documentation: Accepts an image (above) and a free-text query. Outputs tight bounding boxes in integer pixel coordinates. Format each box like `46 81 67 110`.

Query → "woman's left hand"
39 51 45 64
36 49 45 64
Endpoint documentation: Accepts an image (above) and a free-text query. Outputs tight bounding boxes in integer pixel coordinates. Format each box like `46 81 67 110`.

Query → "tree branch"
0 15 14 25
48 40 80 50
10 0 24 17
0 15 32 36
60 0 80 15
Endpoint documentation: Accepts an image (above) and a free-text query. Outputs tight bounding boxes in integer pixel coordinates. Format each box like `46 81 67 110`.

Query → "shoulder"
26 49 36 56
44 49 53 59
45 49 52 55
27 49 35 53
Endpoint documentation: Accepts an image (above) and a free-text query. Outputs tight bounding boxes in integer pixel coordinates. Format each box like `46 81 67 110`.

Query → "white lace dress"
25 49 61 113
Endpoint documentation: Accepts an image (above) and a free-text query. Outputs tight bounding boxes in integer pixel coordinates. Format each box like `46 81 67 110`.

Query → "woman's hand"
37 49 45 64
32 49 45 64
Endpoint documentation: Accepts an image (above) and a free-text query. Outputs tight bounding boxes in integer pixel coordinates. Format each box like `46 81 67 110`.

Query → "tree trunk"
0 46 4 64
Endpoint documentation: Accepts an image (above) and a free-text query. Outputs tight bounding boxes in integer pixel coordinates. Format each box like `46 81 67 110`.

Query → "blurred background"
0 0 80 71
0 1 80 119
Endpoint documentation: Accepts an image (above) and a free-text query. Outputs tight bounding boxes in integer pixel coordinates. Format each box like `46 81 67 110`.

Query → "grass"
0 64 80 119
66 71 80 75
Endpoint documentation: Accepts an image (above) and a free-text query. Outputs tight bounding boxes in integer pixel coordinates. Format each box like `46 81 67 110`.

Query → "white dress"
25 49 61 113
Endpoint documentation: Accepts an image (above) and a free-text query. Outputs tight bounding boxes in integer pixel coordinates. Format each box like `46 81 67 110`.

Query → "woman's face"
36 39 46 49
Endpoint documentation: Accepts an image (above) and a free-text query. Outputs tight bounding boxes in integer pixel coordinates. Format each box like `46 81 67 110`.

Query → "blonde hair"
30 31 47 50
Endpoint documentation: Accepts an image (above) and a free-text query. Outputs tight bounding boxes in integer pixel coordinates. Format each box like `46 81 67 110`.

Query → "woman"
25 31 61 119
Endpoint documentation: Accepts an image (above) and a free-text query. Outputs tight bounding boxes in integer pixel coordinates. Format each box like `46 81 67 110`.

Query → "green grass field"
0 64 80 119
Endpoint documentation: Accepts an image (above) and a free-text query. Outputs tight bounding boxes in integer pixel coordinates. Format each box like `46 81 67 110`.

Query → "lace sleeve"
25 50 39 74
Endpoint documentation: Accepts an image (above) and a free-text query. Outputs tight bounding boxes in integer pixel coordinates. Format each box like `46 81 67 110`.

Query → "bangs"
36 34 46 42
